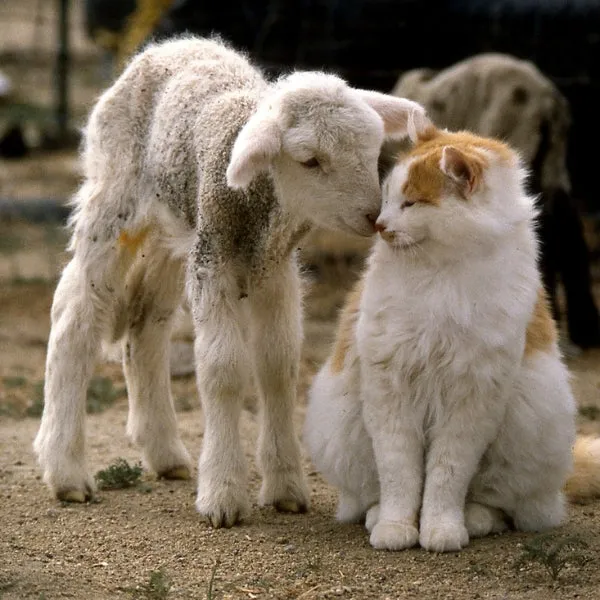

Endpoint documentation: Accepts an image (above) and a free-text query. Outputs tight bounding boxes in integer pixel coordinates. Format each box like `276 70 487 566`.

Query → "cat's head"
377 127 534 257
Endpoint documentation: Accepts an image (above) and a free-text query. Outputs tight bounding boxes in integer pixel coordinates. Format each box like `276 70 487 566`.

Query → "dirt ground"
2 212 600 600
2 3 600 599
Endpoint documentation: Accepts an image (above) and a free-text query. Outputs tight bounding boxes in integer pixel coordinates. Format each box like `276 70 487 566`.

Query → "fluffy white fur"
305 129 578 551
33 36 427 528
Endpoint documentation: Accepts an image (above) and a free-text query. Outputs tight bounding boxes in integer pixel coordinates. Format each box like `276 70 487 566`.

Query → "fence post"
56 0 70 142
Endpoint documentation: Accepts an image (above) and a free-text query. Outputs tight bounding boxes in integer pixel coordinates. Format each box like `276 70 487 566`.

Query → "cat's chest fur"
356 240 537 410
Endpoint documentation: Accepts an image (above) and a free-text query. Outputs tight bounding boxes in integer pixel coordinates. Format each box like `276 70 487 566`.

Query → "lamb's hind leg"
123 245 192 479
249 260 309 513
34 235 122 501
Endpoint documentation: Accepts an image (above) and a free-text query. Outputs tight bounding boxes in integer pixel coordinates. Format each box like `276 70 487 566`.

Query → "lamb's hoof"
198 501 246 529
208 509 243 529
196 482 250 528
274 498 308 514
57 488 92 503
159 465 191 480
259 470 310 514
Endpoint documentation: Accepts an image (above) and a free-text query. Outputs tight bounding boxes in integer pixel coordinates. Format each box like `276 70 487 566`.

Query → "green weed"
95 458 143 490
207 559 220 600
129 569 171 599
514 533 590 581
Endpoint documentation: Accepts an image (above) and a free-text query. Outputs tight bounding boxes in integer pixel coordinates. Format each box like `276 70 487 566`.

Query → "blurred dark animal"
84 0 136 50
392 54 600 349
84 0 173 70
0 125 28 159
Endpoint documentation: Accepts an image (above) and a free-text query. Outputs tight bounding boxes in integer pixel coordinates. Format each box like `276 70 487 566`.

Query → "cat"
304 123 600 552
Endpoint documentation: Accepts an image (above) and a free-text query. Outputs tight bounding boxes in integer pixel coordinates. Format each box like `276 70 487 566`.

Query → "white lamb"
33 36 427 527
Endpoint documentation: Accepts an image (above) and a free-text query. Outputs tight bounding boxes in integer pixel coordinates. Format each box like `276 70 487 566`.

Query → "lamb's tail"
565 436 600 504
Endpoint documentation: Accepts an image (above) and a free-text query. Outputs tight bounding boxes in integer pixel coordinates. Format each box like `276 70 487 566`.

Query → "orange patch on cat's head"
399 127 517 206
400 150 447 207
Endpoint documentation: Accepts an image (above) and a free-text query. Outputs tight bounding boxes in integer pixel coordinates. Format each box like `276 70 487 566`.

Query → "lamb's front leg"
362 379 423 551
249 261 309 513
190 271 252 528
419 403 500 552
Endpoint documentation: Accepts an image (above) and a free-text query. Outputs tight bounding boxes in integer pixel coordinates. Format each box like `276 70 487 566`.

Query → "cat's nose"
374 218 387 233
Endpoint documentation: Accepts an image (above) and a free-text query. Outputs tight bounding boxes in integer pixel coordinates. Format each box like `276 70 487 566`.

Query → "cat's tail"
565 435 600 504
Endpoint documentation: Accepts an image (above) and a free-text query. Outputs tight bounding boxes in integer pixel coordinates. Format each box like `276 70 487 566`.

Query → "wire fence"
0 0 599 282
0 1 105 281
0 0 107 140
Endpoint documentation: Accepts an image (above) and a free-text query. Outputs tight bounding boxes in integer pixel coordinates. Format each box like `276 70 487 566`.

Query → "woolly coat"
78 37 301 290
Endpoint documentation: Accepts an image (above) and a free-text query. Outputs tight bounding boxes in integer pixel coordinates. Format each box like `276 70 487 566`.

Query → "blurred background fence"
0 0 107 146
2 1 600 203
1 0 599 280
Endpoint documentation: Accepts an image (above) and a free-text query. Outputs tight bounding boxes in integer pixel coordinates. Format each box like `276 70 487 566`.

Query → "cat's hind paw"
370 519 419 551
365 504 380 533
465 502 508 538
420 520 469 552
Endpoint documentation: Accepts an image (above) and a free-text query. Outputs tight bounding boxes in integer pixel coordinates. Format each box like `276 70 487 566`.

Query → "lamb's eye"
401 200 416 209
300 157 320 169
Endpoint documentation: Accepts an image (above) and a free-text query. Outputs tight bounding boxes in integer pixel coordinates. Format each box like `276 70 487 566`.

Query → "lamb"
33 36 427 527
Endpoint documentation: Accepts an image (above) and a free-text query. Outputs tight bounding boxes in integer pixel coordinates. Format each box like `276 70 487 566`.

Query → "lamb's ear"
355 90 433 142
440 146 483 195
226 112 282 190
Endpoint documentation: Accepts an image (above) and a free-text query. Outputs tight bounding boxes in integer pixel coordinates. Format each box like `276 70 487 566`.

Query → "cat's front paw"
419 520 469 552
370 520 419 551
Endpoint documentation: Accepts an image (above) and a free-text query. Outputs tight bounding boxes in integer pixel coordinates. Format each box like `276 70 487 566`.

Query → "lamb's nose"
366 213 379 231
374 219 387 233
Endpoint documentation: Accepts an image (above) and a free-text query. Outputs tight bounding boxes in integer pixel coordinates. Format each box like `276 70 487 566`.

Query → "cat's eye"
300 157 320 169
401 200 416 209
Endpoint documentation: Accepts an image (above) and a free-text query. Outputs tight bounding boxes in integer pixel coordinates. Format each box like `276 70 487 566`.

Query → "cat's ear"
440 146 483 195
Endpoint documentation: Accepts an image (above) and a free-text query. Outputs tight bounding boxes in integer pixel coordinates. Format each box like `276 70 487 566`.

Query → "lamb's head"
226 72 429 237
377 127 534 259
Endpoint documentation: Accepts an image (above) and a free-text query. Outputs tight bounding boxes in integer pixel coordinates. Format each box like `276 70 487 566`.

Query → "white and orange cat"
304 125 600 552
